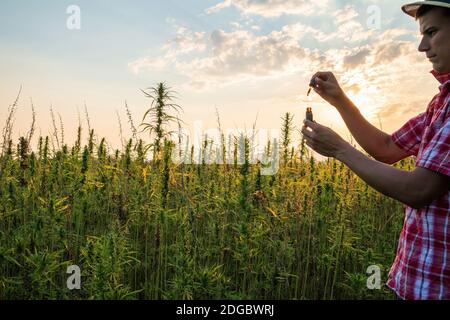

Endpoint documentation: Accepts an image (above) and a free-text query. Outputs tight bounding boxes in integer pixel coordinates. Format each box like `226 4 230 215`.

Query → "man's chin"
432 63 450 74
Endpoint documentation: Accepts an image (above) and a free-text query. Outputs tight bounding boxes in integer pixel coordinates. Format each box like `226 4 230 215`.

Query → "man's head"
402 1 450 73
417 6 450 72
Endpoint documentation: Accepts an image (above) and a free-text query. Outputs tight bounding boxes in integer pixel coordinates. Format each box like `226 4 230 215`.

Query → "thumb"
304 119 320 130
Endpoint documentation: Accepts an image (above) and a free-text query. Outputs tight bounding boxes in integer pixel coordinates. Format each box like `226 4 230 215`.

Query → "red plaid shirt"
387 70 450 300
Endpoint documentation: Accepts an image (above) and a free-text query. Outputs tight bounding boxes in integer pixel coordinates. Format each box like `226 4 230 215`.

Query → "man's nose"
418 36 430 52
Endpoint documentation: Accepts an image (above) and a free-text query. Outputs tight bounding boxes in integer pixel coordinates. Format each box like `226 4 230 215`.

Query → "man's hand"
309 70 410 164
303 125 450 208
310 71 347 108
301 120 352 158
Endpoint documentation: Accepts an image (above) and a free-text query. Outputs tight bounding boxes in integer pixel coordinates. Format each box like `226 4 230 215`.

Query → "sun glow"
345 85 382 121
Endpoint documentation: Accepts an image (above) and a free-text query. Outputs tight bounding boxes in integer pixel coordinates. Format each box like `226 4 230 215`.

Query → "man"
302 0 450 300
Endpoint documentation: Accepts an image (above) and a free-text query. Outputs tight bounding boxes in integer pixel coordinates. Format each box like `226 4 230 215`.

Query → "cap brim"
402 2 423 17
402 1 450 18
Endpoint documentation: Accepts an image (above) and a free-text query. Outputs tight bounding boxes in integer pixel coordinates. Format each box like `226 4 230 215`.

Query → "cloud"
129 21 424 92
129 24 207 75
206 0 232 14
378 99 429 119
163 27 207 57
343 48 371 69
278 23 332 42
130 3 411 82
336 19 374 42
333 5 359 24
372 41 416 66
129 7 431 119
329 5 375 43
205 0 330 17
175 28 320 86
129 21 337 88
344 83 361 95
340 28 420 71
271 5 374 44
170 23 364 88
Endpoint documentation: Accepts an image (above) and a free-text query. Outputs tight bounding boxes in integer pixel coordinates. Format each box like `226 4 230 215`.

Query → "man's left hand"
301 120 352 158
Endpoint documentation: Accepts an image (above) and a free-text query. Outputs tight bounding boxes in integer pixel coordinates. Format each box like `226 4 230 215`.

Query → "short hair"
416 5 450 19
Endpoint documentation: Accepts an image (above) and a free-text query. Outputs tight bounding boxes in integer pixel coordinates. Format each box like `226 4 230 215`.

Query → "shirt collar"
431 70 450 87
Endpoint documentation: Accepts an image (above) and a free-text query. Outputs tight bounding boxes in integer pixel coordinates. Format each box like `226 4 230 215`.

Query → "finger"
315 77 333 91
302 119 317 133
303 134 313 143
302 133 317 148
301 126 314 139
304 138 315 150
303 119 320 130
311 72 323 82
312 71 331 82
302 134 312 144
315 78 325 87
310 74 319 87
313 86 322 95
310 71 326 86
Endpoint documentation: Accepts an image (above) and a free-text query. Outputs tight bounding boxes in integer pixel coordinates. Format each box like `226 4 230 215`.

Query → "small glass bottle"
306 107 313 122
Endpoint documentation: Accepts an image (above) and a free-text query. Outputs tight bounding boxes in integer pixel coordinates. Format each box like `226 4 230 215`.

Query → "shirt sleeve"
416 116 450 177
391 112 427 157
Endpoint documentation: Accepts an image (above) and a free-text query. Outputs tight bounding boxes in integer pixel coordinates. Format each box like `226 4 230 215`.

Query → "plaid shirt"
387 70 450 300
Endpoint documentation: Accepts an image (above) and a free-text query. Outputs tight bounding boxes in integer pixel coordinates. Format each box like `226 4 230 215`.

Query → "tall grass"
0 84 407 300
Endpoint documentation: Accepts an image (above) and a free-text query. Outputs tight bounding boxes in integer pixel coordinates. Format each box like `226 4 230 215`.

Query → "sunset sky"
0 0 441 153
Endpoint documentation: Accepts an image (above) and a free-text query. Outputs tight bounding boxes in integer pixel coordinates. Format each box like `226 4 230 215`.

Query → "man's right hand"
310 71 347 108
